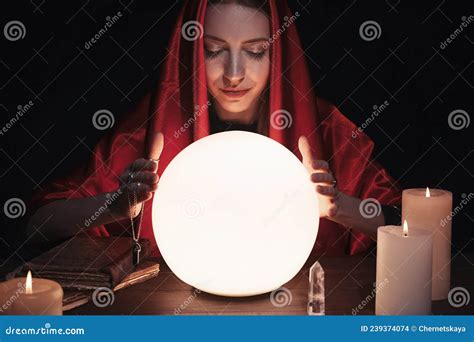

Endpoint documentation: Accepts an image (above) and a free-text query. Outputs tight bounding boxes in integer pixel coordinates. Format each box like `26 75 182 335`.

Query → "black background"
0 0 472 267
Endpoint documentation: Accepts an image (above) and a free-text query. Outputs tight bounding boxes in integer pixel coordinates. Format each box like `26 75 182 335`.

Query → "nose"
223 51 245 87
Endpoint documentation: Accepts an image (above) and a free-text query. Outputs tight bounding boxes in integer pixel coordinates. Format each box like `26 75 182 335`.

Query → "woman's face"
204 3 270 124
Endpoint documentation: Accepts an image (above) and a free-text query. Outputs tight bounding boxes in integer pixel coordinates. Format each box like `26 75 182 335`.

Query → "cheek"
205 61 223 87
247 59 270 89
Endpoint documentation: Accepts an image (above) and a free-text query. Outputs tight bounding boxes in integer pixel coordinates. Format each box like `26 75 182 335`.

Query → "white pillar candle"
402 188 453 300
0 271 63 315
376 222 433 315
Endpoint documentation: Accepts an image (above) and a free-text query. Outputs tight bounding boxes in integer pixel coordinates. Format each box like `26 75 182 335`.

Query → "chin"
220 103 250 114
214 96 251 114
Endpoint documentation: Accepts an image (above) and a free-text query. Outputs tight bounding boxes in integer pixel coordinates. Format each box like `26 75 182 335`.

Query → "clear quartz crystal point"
307 261 325 315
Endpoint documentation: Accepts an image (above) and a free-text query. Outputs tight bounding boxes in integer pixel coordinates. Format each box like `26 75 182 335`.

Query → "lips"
220 88 250 99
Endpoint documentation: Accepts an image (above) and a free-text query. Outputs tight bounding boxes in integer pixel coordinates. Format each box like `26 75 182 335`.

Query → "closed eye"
246 50 266 60
204 48 267 61
204 48 224 59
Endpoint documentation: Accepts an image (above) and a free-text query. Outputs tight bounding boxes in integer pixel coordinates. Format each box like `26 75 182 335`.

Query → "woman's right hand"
109 133 164 220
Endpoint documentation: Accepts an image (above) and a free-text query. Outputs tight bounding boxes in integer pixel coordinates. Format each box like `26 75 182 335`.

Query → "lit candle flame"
426 187 430 197
403 220 408 237
26 270 32 294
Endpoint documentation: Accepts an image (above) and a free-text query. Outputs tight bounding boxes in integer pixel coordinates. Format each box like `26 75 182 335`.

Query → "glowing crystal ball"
152 131 319 297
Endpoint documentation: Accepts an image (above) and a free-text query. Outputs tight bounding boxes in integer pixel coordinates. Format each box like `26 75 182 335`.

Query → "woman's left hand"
298 136 339 218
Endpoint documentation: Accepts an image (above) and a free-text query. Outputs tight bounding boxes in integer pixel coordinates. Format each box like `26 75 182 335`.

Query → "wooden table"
67 252 473 315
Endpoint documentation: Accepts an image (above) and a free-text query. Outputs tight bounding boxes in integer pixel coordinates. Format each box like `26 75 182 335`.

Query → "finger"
130 158 158 173
148 132 164 161
316 185 337 197
127 182 149 193
130 171 159 185
127 183 155 202
119 166 131 185
310 172 335 185
148 182 158 192
298 135 314 169
328 205 339 218
311 159 330 172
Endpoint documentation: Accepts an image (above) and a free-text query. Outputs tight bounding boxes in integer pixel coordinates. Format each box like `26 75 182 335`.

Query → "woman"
26 0 401 257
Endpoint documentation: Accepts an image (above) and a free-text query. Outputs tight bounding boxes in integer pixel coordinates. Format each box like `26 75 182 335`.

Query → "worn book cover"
13 236 154 290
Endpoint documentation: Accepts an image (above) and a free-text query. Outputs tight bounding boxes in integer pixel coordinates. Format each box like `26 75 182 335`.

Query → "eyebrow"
204 35 268 44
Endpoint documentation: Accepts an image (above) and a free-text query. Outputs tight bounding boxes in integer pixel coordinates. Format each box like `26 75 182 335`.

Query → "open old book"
11 236 160 311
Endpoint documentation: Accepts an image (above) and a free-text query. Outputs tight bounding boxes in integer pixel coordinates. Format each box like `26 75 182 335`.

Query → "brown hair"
207 0 269 16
